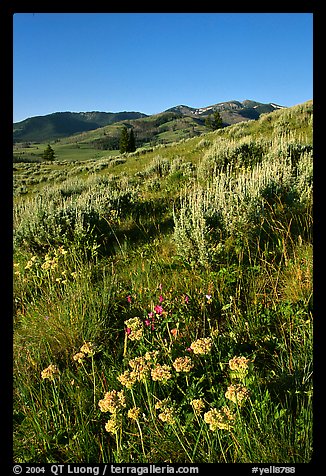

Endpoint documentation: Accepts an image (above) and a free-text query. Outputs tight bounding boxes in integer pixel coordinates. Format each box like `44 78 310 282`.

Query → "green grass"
13 101 313 463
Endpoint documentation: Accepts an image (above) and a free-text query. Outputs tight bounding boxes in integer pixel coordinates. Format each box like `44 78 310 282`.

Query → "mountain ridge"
13 99 285 144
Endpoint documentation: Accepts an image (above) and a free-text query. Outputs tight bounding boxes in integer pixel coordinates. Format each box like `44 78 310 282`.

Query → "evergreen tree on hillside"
42 144 56 161
128 128 136 152
119 126 136 153
119 126 129 153
205 111 223 131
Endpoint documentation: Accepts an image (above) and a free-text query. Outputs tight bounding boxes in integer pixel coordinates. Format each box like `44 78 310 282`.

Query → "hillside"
13 110 148 143
13 99 284 146
13 101 313 464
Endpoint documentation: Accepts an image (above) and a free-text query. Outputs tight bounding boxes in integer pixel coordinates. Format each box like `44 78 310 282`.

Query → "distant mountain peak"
13 99 286 144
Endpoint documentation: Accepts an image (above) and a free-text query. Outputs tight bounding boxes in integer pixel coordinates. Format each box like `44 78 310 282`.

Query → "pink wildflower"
159 295 164 303
127 295 132 303
125 327 132 335
184 295 189 304
154 305 163 315
144 319 151 327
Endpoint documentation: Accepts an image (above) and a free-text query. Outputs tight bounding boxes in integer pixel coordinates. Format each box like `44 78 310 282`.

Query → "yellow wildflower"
41 261 51 270
127 407 141 420
144 350 159 362
151 363 172 382
117 369 137 388
158 407 176 425
41 364 59 381
190 337 212 355
98 390 126 413
204 406 235 431
24 260 34 270
124 317 143 341
58 246 68 255
225 384 250 405
154 398 170 410
172 356 194 372
72 352 85 364
191 398 206 414
80 341 96 356
155 399 176 425
105 415 120 434
128 356 151 381
228 355 251 379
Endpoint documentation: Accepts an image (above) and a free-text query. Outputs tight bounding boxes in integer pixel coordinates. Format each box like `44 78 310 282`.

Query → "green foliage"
119 126 129 153
119 126 136 153
205 111 223 130
42 144 56 161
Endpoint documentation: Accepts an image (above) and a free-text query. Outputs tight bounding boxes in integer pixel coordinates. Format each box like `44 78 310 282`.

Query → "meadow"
13 101 313 463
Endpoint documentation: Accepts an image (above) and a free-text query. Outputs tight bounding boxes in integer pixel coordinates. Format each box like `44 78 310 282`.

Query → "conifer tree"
205 111 223 130
128 128 136 152
119 126 129 153
119 126 136 153
42 144 56 161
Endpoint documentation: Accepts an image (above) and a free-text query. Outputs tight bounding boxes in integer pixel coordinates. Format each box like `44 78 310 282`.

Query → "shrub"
173 142 312 267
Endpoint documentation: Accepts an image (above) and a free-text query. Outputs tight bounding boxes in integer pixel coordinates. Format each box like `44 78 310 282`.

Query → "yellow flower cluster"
190 337 212 355
191 398 206 414
73 352 85 364
41 364 59 381
72 342 96 363
20 247 77 287
124 317 143 341
144 350 159 362
229 355 250 370
155 399 176 425
105 415 120 435
118 355 153 388
41 250 61 271
127 407 141 421
172 356 194 373
225 384 250 406
24 255 38 270
150 363 172 382
80 341 96 356
98 390 126 413
204 406 235 431
117 370 138 389
228 355 251 379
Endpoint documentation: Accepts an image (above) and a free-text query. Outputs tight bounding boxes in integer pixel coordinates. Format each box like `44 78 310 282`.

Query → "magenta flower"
127 295 132 303
125 327 132 335
148 311 154 318
154 305 163 315
144 319 151 327
159 295 164 303
184 295 189 304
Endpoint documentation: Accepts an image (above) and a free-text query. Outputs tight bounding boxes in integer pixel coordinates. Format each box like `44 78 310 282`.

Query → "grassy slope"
13 101 313 463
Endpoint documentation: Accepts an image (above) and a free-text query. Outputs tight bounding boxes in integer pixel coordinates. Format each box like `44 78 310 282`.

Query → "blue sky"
13 13 313 123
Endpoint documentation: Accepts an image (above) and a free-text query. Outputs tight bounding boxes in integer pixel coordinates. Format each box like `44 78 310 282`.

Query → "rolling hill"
13 99 285 146
13 111 148 143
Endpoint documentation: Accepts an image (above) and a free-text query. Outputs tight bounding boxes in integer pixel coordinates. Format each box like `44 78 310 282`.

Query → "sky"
13 13 313 123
